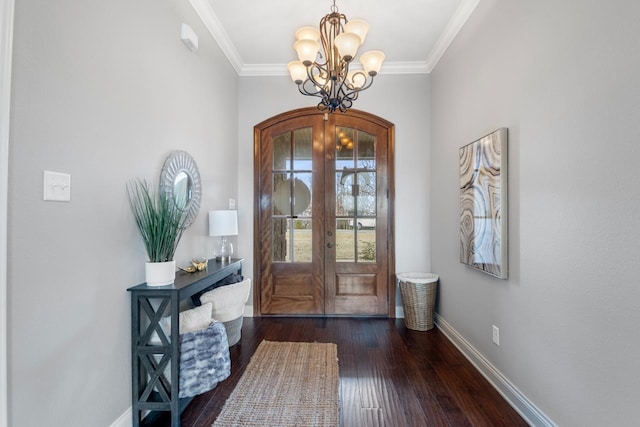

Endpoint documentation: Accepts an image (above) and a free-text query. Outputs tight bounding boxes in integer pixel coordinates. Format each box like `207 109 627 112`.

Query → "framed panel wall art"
459 128 508 279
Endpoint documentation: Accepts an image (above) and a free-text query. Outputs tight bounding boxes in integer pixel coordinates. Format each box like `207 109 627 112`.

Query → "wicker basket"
223 316 243 347
397 273 439 331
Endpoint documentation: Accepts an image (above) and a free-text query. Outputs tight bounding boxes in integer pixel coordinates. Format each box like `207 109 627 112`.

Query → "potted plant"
127 179 188 286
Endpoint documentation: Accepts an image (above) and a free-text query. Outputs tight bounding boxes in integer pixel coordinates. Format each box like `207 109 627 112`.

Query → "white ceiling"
190 0 480 76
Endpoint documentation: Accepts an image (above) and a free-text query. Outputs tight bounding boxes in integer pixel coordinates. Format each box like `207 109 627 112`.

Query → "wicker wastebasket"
397 273 439 331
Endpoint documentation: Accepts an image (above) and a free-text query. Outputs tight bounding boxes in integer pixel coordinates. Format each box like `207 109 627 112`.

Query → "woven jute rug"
212 340 339 427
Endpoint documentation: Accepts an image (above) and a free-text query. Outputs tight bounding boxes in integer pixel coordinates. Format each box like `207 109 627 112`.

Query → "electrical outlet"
492 325 500 346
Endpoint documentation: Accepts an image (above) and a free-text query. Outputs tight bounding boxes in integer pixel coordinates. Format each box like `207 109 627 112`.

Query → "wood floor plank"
144 317 527 427
375 321 455 427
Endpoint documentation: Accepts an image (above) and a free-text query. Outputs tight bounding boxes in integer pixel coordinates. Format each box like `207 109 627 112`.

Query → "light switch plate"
492 325 500 346
228 198 236 209
43 170 71 201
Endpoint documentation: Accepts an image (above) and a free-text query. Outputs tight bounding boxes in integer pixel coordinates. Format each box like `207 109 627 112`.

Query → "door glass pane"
357 228 376 262
271 127 313 263
336 219 355 262
292 220 312 262
357 131 376 168
356 171 376 217
292 173 312 216
271 218 312 263
336 128 355 159
272 172 290 215
273 132 291 170
336 170 354 217
293 128 312 170
335 127 376 263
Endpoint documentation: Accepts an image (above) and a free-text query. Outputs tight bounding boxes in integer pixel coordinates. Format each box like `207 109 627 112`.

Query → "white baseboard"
243 304 253 317
110 407 131 427
435 314 556 427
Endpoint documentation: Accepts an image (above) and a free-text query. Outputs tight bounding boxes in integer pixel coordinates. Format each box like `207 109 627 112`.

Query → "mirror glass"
173 171 192 210
159 150 201 228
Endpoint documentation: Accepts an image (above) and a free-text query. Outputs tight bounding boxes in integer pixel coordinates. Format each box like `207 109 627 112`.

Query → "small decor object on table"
191 257 208 271
209 210 238 262
178 257 208 273
127 179 189 286
178 265 197 273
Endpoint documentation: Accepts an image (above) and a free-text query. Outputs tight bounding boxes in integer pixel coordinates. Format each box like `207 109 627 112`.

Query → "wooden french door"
254 108 395 316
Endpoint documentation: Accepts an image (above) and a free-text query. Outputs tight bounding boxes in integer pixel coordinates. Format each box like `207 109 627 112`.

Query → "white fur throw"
177 321 230 398
199 278 251 322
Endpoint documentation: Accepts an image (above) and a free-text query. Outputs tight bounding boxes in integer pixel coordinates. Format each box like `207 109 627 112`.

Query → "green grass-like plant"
127 179 187 263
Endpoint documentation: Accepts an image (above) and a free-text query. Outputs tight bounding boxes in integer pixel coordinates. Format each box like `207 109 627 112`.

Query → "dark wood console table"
128 258 243 427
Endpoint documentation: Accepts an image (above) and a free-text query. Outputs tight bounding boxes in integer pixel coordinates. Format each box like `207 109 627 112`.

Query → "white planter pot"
145 260 176 287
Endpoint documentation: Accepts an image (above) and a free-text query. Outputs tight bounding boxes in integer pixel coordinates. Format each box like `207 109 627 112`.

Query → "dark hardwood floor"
155 317 527 426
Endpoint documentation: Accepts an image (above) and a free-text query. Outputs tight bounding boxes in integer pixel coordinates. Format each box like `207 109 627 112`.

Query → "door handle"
326 242 334 248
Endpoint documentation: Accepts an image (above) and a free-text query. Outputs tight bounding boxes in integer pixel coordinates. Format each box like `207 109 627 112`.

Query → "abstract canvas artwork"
459 128 508 279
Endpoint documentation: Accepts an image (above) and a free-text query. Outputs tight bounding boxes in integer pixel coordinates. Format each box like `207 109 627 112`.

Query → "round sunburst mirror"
159 150 201 228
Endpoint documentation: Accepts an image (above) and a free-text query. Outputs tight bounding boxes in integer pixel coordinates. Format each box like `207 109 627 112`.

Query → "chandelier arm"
305 63 329 89
336 84 358 112
297 82 317 98
298 79 324 98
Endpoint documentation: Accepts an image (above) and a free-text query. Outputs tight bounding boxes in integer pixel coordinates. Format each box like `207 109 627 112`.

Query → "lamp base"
214 237 233 263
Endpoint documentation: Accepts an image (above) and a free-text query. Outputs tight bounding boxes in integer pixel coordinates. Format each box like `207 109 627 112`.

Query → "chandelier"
287 0 385 113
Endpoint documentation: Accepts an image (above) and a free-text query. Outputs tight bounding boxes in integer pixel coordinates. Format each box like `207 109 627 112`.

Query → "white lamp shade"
295 26 320 41
359 50 385 75
294 39 320 64
334 32 361 61
288 61 307 83
209 210 238 237
344 20 369 44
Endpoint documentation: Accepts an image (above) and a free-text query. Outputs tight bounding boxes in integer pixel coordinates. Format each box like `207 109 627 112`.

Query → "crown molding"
189 0 244 74
425 0 480 72
238 61 429 77
191 0 480 77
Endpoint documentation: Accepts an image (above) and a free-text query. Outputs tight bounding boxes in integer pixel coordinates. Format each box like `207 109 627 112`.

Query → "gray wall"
237 73 431 311
8 0 238 425
430 1 640 426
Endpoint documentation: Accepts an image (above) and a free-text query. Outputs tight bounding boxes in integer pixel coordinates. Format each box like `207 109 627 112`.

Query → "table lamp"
209 210 238 262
